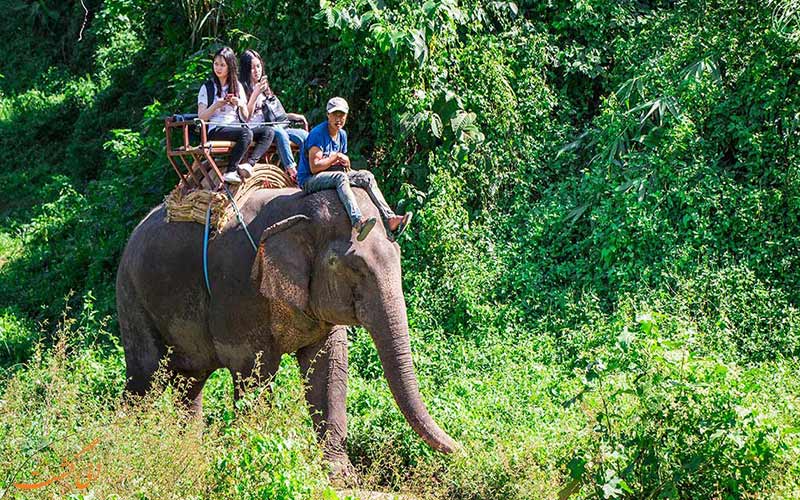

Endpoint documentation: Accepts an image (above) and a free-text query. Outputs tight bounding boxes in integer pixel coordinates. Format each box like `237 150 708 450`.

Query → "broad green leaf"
557 131 591 158
642 98 662 124
565 202 591 224
450 110 469 134
430 112 443 138
411 29 428 65
459 124 485 144
637 178 647 202
360 11 375 26
665 97 681 119
366 0 385 12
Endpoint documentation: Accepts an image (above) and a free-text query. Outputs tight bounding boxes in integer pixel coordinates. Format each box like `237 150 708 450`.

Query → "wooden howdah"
164 114 305 191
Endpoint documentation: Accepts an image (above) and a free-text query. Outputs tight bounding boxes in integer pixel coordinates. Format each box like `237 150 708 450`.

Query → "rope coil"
164 163 294 232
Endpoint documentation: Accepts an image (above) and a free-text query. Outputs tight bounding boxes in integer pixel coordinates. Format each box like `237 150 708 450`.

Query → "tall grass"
0 314 341 499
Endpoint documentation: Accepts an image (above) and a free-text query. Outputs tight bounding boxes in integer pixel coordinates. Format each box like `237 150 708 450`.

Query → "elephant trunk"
359 289 458 454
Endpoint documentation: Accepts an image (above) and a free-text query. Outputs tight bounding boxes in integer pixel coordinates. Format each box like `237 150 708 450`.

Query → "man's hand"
335 153 351 170
329 153 350 171
310 147 351 174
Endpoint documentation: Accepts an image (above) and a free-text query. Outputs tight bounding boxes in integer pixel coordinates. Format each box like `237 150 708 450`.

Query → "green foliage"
559 311 783 499
92 0 146 82
211 424 335 499
208 365 335 500
1 0 800 497
0 308 35 370
0 0 97 92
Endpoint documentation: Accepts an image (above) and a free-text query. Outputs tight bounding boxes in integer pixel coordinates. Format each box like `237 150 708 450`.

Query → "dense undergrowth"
1 0 800 498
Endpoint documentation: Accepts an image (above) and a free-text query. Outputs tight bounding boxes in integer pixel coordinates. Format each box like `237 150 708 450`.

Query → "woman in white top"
197 46 274 184
240 49 308 184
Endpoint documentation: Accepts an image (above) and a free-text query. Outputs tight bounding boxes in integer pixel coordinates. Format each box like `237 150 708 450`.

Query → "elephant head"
250 208 458 454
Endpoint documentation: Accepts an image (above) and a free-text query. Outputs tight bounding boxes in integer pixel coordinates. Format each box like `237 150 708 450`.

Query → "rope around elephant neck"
202 187 257 298
223 184 258 253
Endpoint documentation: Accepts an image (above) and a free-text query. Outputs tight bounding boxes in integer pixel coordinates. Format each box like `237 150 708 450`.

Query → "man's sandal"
355 217 377 242
394 212 413 238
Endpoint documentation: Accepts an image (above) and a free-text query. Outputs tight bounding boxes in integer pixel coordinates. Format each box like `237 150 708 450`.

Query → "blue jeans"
273 126 308 169
302 170 396 226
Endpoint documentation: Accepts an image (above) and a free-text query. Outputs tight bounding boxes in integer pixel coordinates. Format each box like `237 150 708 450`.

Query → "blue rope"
223 184 258 253
202 186 257 300
203 200 212 297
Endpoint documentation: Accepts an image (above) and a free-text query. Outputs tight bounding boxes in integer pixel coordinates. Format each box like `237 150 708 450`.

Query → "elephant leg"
171 369 213 418
296 326 354 481
228 351 282 404
120 304 166 399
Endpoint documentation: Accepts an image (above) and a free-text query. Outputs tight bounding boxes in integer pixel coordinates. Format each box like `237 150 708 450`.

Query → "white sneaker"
223 171 242 184
238 163 255 179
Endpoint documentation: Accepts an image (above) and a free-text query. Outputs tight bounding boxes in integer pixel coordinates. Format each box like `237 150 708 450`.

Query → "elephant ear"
250 215 312 310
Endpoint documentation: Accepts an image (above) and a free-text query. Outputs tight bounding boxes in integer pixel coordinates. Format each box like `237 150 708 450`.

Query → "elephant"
115 183 458 476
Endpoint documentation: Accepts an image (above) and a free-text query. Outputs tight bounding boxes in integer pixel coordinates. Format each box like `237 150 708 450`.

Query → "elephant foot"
325 451 358 488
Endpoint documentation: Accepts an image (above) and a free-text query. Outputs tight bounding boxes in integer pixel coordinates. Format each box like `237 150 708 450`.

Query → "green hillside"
1 0 799 498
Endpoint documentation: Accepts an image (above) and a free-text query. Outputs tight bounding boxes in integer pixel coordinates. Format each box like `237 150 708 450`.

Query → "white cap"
326 97 349 114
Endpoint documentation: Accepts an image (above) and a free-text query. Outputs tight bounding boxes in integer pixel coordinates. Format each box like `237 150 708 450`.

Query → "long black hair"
239 49 264 98
211 46 239 98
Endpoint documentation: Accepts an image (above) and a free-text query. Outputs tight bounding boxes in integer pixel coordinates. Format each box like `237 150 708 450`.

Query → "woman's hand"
286 113 309 130
286 166 298 183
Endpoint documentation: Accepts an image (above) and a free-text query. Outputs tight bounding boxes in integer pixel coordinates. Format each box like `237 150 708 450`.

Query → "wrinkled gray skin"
116 186 458 476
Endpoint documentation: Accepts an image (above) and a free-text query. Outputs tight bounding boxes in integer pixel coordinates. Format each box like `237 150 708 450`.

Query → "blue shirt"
297 122 348 187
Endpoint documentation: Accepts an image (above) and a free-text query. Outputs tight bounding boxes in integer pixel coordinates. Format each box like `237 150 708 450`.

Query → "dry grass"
0 319 337 499
0 331 209 499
